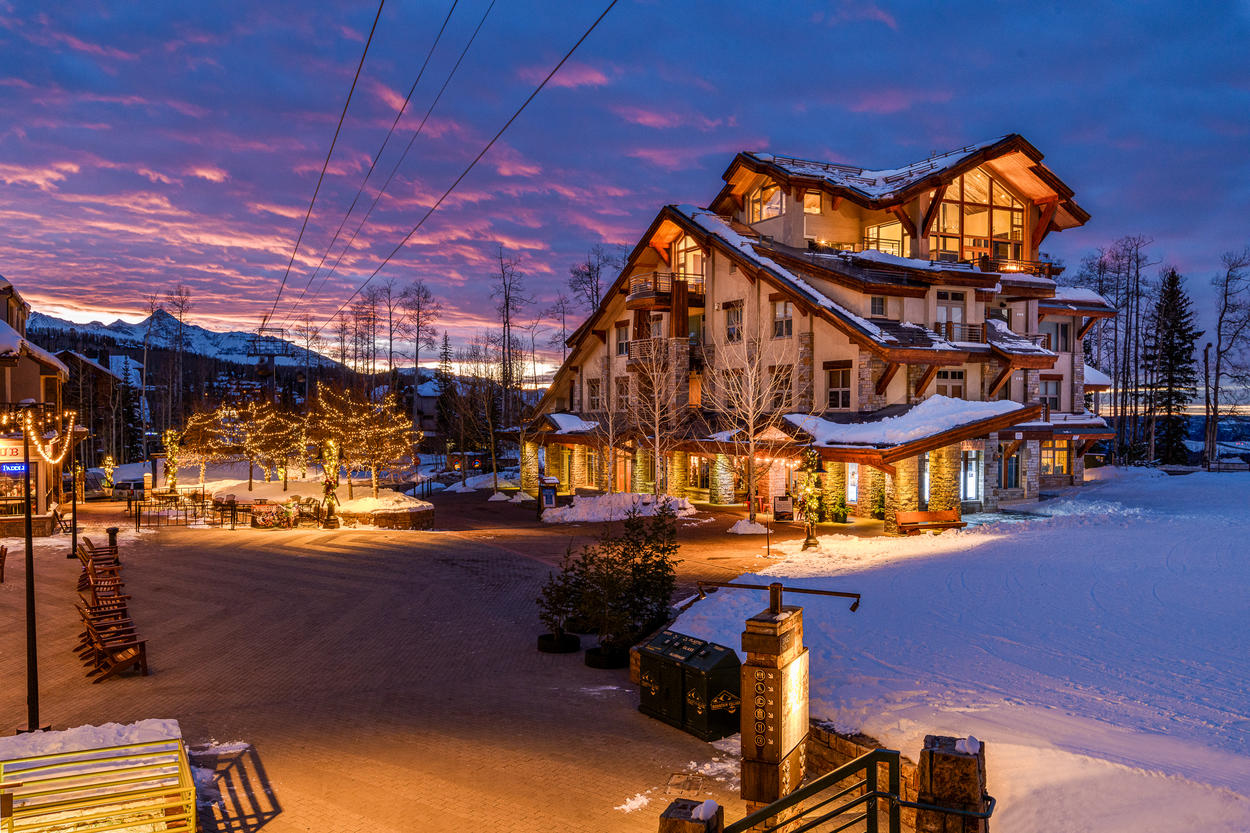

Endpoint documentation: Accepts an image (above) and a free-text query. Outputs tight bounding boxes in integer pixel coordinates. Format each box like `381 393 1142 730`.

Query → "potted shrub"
870 489 886 520
828 492 849 524
536 549 582 653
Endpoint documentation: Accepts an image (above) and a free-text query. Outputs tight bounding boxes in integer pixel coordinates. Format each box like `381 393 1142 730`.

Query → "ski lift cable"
259 0 386 332
310 0 620 341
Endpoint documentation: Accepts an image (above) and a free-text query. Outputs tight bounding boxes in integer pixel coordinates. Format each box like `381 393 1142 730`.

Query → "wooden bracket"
913 365 940 398
1001 438 1022 460
1033 199 1058 247
650 241 671 266
867 461 897 478
830 195 842 211
987 364 1014 398
875 361 900 396
889 205 917 238
920 185 948 237
1077 316 1098 341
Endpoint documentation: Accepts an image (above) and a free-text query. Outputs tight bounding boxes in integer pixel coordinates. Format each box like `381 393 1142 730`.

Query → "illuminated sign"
0 463 28 476
0 442 20 460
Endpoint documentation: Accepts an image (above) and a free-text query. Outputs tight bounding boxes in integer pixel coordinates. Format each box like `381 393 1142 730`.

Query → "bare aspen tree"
401 279 442 436
166 285 193 426
590 355 628 494
139 292 162 457
568 244 624 312
626 333 684 497
491 247 533 429
543 292 576 363
1206 247 1250 463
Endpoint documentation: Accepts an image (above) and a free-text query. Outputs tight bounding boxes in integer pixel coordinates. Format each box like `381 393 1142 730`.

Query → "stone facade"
906 364 927 405
1070 354 1085 414
711 454 735 504
796 331 815 411
927 445 961 515
1025 369 1040 405
666 451 689 498
857 354 888 412
570 445 587 492
890 457 920 532
883 470 899 534
1024 439 1040 500
520 441 540 497
980 434 1000 512
632 447 649 493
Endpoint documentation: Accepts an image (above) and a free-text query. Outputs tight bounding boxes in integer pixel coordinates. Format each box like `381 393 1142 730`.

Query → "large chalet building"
524 135 1115 532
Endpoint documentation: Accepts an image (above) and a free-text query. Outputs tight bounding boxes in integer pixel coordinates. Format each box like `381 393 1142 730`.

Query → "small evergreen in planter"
828 492 849 524
870 488 887 520
536 549 583 653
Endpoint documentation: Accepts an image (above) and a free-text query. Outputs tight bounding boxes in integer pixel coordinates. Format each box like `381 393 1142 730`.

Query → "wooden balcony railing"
626 271 705 299
978 255 1063 277
936 321 985 343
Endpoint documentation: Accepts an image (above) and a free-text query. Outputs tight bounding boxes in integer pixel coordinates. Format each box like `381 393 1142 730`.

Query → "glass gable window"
772 300 793 338
928 167 1025 263
672 234 705 277
864 220 908 257
747 182 784 223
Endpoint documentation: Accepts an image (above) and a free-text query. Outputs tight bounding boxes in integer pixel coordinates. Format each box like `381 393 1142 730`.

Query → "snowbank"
728 519 769 535
542 492 696 523
337 492 431 513
675 468 1250 832
0 719 181 760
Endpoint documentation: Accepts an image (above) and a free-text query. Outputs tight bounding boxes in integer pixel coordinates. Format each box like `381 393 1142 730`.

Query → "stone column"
633 447 649 493
570 445 587 492
1023 439 1040 499
596 446 612 492
906 364 926 405
1073 440 1086 484
554 447 570 493
1070 356 1085 414
927 444 962 515
658 799 724 833
796 331 814 411
981 434 999 513
915 735 991 833
861 466 885 519
857 354 888 412
666 451 688 498
520 440 540 497
711 454 735 504
888 458 919 533
740 597 808 806
1025 369 1040 404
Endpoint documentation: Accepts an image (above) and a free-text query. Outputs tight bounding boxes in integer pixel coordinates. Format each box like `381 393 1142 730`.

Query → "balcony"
935 321 985 343
1022 332 1053 350
978 256 1064 278
625 271 705 310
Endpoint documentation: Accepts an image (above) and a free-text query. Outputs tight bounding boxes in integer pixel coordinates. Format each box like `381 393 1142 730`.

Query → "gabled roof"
56 350 121 381
711 133 1090 230
0 319 67 377
1039 286 1116 316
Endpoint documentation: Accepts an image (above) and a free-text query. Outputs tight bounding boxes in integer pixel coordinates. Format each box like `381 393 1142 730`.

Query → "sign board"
0 442 21 460
772 495 794 521
540 484 558 509
0 462 27 476
961 439 984 452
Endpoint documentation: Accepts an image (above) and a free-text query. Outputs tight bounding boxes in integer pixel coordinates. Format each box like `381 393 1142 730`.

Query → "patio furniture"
895 509 967 535
0 544 5 583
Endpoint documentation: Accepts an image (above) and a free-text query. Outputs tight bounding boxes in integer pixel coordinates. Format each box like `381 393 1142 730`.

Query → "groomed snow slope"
675 468 1250 832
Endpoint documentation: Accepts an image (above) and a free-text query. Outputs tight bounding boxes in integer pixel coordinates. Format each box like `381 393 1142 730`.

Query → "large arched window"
929 168 1025 263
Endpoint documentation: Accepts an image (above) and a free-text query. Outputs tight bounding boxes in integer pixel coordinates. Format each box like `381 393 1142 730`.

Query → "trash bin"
637 630 741 741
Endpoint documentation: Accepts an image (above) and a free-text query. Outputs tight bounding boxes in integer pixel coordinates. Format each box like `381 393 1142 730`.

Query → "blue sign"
0 463 28 476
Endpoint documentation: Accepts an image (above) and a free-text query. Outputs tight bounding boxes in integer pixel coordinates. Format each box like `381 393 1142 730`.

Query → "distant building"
56 350 122 466
525 135 1117 529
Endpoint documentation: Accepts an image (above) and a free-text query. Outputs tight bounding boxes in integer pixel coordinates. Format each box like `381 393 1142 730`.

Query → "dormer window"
747 182 784 223
803 191 821 214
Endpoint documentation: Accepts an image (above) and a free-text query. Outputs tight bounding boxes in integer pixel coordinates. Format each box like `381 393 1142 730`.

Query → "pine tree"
435 332 456 459
1144 268 1201 465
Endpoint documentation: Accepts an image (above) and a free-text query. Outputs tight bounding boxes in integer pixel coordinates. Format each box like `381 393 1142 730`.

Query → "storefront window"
961 451 982 500
1040 438 1070 475
1001 443 1020 488
688 456 711 490
847 463 858 502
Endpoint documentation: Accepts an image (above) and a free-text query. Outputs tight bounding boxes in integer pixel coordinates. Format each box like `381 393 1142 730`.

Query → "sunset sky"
1 0 1247 350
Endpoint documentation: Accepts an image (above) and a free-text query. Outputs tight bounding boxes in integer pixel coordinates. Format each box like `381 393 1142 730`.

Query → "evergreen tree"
118 357 143 462
434 331 457 458
1144 268 1201 464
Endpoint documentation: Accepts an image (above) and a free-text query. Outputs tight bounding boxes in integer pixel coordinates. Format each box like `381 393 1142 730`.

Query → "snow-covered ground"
676 468 1250 832
542 492 697 523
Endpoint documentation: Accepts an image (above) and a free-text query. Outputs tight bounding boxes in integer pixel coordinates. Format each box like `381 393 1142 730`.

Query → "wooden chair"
0 544 6 583
53 509 77 534
895 509 967 535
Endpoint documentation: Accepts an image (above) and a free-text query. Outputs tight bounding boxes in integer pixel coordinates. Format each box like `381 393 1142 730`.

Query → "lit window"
772 300 793 339
1040 438 1070 475
928 167 1025 264
870 296 886 317
747 182 784 223
1040 380 1061 411
864 220 907 257
847 463 859 502
827 368 851 410
803 191 821 214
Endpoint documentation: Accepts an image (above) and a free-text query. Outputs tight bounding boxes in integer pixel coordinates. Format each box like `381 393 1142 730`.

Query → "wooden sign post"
740 584 809 806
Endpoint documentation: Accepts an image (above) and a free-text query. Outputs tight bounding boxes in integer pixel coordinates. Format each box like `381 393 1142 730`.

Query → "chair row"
76 537 148 683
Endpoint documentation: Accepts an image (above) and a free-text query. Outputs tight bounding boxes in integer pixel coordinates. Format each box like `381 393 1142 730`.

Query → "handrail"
895 794 997 820
627 271 705 297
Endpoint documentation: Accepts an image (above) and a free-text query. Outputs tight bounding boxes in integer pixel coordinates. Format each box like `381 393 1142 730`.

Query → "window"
1039 320 1071 352
747 182 784 223
724 302 743 343
1040 438 1070 475
827 368 851 410
870 296 886 317
615 377 629 410
1040 380 1061 411
928 167 1025 263
961 451 982 501
864 220 907 257
935 369 965 398
688 456 711 490
671 234 705 277
586 378 602 411
615 322 629 356
770 365 793 410
803 191 821 214
936 290 965 325
772 300 793 339
847 463 859 502
1001 443 1020 488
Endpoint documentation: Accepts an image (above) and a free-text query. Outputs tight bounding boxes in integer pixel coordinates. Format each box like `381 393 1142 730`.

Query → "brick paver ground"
0 492 883 832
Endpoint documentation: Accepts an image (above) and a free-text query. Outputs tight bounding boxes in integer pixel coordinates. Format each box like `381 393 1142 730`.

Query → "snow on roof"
750 137 1005 201
987 319 1055 356
1044 286 1114 311
785 396 1027 448
0 319 68 375
675 205 900 345
58 350 120 380
548 413 599 434
415 380 440 397
1084 365 1112 387
840 248 979 274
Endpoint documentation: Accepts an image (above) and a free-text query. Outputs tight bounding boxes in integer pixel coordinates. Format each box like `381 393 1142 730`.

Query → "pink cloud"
612 105 722 131
187 165 229 183
0 161 80 190
847 88 951 115
519 61 611 89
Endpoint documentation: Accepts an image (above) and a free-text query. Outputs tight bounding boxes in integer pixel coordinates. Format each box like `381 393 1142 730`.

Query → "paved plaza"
0 494 856 832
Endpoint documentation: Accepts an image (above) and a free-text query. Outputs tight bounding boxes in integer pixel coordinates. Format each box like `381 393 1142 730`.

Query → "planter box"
337 506 435 530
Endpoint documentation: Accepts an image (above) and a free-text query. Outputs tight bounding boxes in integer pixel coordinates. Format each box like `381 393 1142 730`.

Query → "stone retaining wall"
337 506 435 530
807 721 920 829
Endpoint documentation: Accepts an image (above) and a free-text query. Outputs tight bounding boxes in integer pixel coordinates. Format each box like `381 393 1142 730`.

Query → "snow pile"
728 519 769 535
1050 286 1113 306
548 413 599 434
487 492 511 502
955 736 981 755
510 491 534 503
675 469 1250 832
0 719 181 760
446 471 520 491
337 492 431 513
614 793 650 813
690 799 720 821
542 492 696 523
786 396 1024 447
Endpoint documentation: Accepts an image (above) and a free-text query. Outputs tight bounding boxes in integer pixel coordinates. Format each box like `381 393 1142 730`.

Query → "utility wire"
260 0 385 331
278 0 459 329
312 0 619 340
295 0 496 321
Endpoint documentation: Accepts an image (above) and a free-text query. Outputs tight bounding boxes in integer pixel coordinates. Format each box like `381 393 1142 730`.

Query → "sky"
0 0 1247 356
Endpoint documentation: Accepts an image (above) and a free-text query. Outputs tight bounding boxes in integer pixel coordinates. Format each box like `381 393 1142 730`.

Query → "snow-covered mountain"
28 309 336 367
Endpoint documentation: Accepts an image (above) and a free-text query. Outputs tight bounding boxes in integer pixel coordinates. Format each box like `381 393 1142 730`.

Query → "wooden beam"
830 195 842 211
1075 439 1093 457
1033 199 1058 247
591 328 606 344
913 364 940 398
920 185 947 237
1077 316 1098 341
867 461 897 478
889 205 917 239
875 361 900 396
650 241 671 265
1001 438 1022 460
987 364 1014 398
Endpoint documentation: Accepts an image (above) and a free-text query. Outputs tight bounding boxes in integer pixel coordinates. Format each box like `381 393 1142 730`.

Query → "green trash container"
637 630 741 741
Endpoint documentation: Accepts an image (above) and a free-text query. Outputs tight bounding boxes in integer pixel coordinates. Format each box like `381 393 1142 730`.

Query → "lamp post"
19 404 49 733
66 426 81 560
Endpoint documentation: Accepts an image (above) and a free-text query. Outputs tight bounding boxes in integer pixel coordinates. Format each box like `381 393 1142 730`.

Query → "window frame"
1040 438 1070 476
772 299 794 339
747 182 785 223
585 378 602 412
870 296 886 317
724 301 743 343
827 367 851 410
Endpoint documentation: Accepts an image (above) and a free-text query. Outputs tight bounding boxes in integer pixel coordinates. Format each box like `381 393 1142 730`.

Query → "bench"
896 509 967 535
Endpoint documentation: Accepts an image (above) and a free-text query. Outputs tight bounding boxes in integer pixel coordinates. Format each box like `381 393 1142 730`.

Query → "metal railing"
936 321 985 343
861 238 902 256
627 271 705 298
627 337 668 363
979 255 1061 277
1022 332 1053 350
